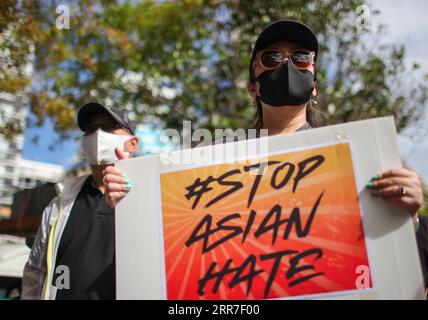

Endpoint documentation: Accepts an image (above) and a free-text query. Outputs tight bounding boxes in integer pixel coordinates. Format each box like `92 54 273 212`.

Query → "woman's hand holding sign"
103 148 132 208
366 168 423 222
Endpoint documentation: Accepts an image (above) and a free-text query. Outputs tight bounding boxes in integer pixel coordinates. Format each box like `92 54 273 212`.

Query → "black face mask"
255 61 315 107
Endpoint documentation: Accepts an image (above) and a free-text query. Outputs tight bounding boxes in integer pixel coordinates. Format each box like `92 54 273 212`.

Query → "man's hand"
103 148 132 208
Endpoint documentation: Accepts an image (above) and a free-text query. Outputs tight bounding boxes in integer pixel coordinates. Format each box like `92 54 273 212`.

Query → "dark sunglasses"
256 49 315 70
82 122 124 135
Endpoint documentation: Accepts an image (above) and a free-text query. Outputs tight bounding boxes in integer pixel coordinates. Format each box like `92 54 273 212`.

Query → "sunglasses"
83 122 124 136
256 49 315 70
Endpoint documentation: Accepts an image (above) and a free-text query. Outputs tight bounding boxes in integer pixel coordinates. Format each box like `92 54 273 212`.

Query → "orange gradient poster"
159 142 372 300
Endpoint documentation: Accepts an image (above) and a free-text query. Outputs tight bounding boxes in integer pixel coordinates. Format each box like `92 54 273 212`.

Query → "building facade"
0 92 65 219
0 92 26 211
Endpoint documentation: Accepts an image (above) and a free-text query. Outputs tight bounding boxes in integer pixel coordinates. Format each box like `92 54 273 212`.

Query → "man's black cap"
77 102 135 135
249 20 319 81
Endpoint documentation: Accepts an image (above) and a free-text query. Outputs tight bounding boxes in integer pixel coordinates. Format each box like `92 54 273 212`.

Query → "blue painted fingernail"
371 175 379 181
370 189 378 195
124 179 133 189
366 182 374 188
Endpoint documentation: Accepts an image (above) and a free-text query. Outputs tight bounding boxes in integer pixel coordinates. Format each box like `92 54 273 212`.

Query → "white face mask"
82 129 132 165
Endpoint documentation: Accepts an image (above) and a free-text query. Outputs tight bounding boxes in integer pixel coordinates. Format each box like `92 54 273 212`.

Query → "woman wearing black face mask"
247 20 427 295
247 20 319 134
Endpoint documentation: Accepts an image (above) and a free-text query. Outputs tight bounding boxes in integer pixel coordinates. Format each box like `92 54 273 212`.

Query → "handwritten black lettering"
182 153 328 297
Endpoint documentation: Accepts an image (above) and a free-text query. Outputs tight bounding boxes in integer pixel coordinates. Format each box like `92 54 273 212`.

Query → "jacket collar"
55 174 91 202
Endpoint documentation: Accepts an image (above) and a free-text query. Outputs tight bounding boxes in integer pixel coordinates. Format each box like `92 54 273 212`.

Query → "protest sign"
116 117 425 299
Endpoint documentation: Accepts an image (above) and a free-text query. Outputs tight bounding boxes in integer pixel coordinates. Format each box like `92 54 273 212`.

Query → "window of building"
5 166 14 173
0 190 9 198
8 141 17 151
35 180 44 187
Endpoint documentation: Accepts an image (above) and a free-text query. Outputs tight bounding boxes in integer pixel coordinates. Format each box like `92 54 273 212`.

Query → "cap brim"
77 102 134 134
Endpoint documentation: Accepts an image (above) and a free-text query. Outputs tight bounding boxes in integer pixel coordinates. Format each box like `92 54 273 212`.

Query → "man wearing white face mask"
21 102 138 300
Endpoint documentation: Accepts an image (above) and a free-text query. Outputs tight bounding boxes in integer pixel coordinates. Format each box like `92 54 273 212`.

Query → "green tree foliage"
0 0 427 140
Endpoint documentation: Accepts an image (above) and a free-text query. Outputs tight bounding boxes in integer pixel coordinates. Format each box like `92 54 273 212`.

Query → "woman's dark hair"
249 67 320 130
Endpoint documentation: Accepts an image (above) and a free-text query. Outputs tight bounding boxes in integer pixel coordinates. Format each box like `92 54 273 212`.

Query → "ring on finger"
397 185 406 197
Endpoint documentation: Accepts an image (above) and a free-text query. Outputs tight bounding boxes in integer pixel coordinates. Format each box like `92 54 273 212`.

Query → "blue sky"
368 0 428 182
22 117 79 168
21 0 428 180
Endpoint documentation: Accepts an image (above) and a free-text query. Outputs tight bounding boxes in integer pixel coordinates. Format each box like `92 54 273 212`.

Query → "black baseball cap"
77 102 135 135
249 20 319 81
